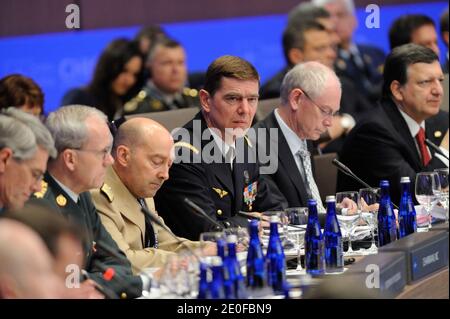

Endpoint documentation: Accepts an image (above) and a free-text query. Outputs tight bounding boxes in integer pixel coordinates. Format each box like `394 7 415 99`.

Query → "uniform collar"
50 174 79 203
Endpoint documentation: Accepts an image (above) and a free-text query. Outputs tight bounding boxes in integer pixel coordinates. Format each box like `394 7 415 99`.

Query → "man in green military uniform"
123 37 200 115
31 105 144 299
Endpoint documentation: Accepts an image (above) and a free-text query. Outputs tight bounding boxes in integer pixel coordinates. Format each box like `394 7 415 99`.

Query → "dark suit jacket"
254 110 328 226
154 112 287 240
337 98 449 205
335 44 385 103
31 173 143 299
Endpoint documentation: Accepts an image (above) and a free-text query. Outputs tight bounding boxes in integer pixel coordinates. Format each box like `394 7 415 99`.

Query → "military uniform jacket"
337 98 449 205
90 166 200 272
154 112 287 240
31 173 142 299
123 84 200 115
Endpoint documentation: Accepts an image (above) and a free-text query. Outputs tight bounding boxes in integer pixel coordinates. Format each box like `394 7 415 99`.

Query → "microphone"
183 197 224 230
332 158 399 210
140 206 203 262
425 139 449 160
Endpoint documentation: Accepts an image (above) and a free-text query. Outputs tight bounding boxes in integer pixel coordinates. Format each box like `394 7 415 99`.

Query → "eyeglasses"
301 90 339 119
72 146 112 160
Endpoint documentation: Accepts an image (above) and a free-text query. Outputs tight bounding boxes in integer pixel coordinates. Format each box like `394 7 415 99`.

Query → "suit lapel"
265 112 310 204
381 100 423 169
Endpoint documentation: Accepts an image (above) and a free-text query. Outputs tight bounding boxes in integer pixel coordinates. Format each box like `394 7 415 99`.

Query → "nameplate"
380 230 449 283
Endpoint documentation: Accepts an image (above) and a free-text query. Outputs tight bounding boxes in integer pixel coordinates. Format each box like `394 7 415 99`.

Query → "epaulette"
173 141 199 154
100 183 114 203
183 87 198 98
34 180 48 198
123 90 147 113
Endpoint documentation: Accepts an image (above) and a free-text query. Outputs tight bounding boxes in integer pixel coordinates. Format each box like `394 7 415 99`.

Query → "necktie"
415 127 431 166
297 146 326 213
138 198 158 248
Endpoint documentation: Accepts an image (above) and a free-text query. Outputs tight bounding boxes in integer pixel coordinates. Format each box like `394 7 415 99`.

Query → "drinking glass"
336 191 360 255
434 168 449 222
358 188 379 255
415 172 441 231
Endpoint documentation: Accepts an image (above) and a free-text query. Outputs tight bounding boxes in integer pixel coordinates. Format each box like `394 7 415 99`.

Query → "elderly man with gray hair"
31 104 145 299
0 107 56 213
255 61 357 217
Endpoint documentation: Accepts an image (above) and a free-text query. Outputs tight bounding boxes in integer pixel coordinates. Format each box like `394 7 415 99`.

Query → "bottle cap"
210 256 223 266
307 199 317 206
270 215 280 223
400 176 410 183
226 234 237 243
380 180 389 187
326 195 336 202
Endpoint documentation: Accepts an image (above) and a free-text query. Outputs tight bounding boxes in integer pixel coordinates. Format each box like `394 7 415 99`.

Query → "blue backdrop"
0 1 447 114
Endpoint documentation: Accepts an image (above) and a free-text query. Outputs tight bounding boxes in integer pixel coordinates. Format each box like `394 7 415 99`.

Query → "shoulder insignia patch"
101 183 114 202
183 87 198 98
124 90 147 113
34 180 48 198
213 187 228 198
174 141 199 154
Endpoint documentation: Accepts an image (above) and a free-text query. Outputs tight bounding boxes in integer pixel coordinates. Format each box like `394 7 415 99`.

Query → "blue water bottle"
377 180 398 247
197 262 210 299
398 176 417 238
324 195 344 273
305 199 325 275
225 235 248 299
246 220 267 288
216 238 234 298
209 256 226 299
265 215 287 293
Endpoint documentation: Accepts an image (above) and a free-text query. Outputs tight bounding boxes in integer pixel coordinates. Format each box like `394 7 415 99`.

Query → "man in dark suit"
313 0 385 104
337 44 449 205
31 105 144 299
255 61 352 216
154 56 287 240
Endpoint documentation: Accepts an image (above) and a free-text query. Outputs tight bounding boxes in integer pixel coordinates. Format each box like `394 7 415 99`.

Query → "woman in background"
62 38 143 120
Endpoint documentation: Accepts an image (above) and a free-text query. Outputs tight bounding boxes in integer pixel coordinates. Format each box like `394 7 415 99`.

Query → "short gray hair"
45 105 108 153
280 61 341 105
0 107 56 160
0 112 36 161
312 0 355 15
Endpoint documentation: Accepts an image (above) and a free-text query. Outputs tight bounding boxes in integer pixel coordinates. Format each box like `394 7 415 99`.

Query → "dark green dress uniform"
154 112 287 241
122 83 200 115
31 173 143 299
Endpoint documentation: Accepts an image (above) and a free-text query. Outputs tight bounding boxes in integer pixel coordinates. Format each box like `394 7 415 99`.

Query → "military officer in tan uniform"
123 37 200 115
91 117 215 272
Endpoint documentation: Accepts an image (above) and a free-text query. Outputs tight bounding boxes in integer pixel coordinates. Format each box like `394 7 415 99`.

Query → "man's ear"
199 89 211 113
288 88 303 111
115 145 130 167
61 149 77 172
390 80 404 102
288 48 304 65
0 148 13 174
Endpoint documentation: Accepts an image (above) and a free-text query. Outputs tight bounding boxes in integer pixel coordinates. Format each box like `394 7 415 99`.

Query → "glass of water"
415 172 441 231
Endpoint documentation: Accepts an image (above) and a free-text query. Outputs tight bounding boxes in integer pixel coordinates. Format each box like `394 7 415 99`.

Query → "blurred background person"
313 0 386 104
440 7 449 73
0 74 45 118
0 107 56 213
389 14 440 56
0 218 65 298
134 25 168 58
5 202 104 299
61 38 144 121
123 37 199 115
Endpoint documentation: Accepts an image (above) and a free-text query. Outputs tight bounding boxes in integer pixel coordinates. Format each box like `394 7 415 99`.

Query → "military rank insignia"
243 181 257 211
